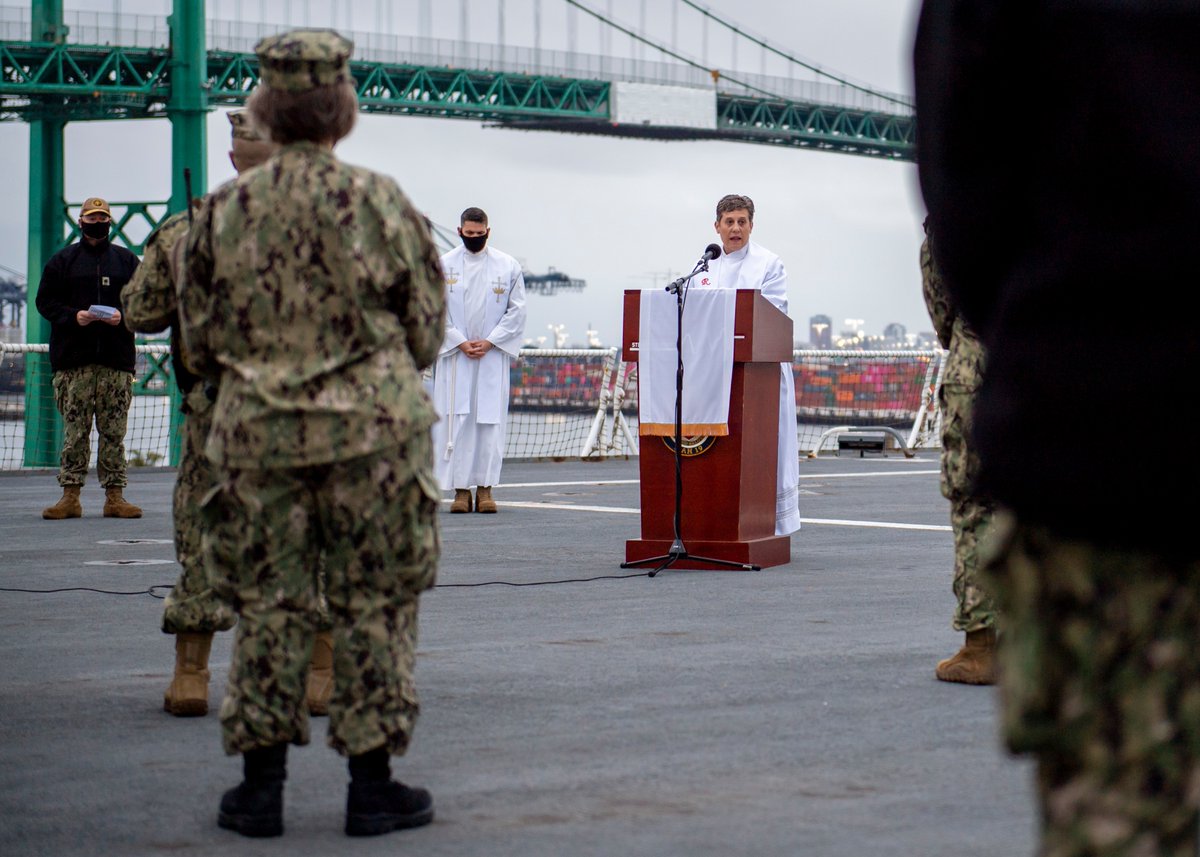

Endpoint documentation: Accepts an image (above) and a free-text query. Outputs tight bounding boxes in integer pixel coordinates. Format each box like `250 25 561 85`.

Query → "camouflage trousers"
51 365 132 488
164 388 331 635
939 380 996 633
985 513 1200 857
203 435 440 757
161 389 237 634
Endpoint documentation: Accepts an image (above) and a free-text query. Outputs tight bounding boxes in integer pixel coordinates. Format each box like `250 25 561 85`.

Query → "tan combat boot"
42 485 83 520
164 632 213 716
449 489 472 513
306 631 334 717
935 627 997 685
103 487 143 518
475 486 497 513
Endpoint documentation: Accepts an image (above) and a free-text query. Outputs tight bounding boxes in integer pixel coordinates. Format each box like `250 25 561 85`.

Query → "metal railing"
2 343 944 470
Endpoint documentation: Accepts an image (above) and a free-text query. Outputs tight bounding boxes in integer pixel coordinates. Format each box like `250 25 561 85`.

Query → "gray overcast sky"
0 1 929 347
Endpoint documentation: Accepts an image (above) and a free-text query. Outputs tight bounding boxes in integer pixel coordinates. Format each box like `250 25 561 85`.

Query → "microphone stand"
622 256 761 576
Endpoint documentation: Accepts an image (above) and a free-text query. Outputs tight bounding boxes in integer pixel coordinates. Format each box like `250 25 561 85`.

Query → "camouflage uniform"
920 232 995 633
165 389 241 632
180 134 445 756
123 210 333 635
202 436 439 754
984 514 1200 857
52 365 134 488
914 2 1200 850
35 219 140 492
123 212 237 633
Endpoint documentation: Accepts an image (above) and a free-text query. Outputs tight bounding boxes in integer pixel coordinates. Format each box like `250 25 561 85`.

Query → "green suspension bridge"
0 0 915 467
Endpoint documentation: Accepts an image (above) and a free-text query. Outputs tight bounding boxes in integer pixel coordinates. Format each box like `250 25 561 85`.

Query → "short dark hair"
247 81 358 145
460 207 488 226
715 194 755 223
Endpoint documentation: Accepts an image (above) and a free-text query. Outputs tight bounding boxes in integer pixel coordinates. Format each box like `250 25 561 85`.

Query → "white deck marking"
491 469 939 489
475 500 639 514
798 470 941 479
442 498 951 531
798 518 949 532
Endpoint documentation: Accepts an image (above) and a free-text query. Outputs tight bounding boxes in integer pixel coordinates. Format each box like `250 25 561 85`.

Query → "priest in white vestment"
431 207 527 513
692 194 801 535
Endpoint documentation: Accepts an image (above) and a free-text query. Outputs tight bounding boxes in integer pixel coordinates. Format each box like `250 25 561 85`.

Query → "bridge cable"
562 0 791 103
676 0 911 108
424 216 460 252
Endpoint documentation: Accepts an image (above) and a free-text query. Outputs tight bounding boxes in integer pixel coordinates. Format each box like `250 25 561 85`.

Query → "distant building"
1 277 25 344
808 314 832 348
522 267 586 296
882 322 906 343
834 318 866 348
840 318 865 338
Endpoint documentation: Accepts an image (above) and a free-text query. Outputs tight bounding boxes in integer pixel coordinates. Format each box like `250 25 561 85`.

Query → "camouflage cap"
227 109 266 142
254 29 354 93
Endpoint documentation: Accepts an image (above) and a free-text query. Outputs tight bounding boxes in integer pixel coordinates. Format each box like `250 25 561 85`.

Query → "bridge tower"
23 0 207 467
24 0 66 467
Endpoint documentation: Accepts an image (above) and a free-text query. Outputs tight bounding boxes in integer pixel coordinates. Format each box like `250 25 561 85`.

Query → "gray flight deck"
0 453 1037 856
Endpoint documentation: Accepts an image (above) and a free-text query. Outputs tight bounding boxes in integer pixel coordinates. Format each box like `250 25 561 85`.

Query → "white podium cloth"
637 290 735 436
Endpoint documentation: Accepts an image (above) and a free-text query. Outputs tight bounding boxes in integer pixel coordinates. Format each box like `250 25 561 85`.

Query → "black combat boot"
345 747 434 836
218 743 287 837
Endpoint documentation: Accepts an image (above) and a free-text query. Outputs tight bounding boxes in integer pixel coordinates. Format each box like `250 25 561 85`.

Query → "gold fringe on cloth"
639 423 730 437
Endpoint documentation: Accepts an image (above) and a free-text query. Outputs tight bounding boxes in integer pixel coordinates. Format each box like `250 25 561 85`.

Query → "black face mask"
81 220 111 241
460 232 488 253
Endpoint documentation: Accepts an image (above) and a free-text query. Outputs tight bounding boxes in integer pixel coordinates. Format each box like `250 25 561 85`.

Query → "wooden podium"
622 288 793 570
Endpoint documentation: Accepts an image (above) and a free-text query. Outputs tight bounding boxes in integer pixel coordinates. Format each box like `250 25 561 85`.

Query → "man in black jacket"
915 2 1200 852
35 197 143 519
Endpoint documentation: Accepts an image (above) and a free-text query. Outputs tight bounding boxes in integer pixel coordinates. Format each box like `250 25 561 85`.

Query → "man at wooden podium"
692 194 801 536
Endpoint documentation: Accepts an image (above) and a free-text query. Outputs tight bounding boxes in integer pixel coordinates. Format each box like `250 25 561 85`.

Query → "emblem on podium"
662 435 717 457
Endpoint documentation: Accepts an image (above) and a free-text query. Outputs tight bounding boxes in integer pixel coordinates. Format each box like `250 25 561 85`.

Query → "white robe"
692 241 801 536
431 244 527 490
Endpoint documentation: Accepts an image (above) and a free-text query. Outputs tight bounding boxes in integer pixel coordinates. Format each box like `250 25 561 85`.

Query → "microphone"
665 244 723 292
